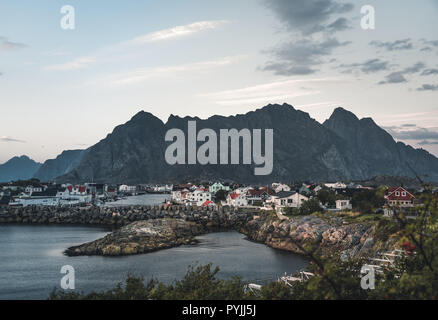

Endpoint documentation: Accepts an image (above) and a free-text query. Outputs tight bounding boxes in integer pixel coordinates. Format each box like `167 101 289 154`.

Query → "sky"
1 0 438 164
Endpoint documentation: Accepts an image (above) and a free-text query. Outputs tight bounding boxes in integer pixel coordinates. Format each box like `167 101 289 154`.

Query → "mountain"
0 156 42 183
323 107 438 181
33 149 87 182
57 104 438 183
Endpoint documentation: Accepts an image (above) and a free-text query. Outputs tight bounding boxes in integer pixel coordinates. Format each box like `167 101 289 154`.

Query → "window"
402 192 406 196
395 191 400 196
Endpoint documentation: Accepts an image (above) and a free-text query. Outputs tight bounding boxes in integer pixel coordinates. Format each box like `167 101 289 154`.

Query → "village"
0 178 433 217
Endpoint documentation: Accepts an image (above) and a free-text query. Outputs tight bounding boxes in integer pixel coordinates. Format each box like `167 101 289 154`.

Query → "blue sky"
1 0 438 163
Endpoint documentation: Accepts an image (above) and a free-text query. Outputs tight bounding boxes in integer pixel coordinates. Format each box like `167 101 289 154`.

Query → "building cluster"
170 181 357 212
0 182 172 207
0 178 433 215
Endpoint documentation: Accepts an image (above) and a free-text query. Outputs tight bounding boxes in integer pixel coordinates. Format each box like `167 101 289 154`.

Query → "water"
104 194 170 207
0 225 308 300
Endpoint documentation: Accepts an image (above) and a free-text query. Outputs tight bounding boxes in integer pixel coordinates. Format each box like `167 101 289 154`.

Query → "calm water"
104 194 170 207
0 225 308 299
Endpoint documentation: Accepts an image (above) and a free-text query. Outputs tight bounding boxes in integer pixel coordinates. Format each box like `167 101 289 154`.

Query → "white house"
226 192 248 207
272 183 291 193
25 185 43 195
171 189 190 203
335 199 352 210
325 182 347 189
187 189 212 206
270 191 308 210
119 185 137 194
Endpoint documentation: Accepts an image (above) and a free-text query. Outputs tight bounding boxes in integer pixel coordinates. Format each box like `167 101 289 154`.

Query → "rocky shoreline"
0 205 397 259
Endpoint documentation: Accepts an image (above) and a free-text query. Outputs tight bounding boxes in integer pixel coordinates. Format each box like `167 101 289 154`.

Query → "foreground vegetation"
50 184 438 300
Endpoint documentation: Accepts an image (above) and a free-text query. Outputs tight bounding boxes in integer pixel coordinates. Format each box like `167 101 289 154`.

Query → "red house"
385 187 415 207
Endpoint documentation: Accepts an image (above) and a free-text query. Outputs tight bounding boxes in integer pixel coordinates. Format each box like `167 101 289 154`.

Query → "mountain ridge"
54 104 438 183
0 155 42 183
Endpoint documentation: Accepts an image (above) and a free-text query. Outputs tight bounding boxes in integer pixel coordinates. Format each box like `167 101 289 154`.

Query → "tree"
352 189 385 213
299 198 323 215
316 188 336 206
214 189 228 203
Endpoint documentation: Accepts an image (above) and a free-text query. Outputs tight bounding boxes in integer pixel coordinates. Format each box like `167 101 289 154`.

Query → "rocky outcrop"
65 219 205 256
240 215 395 259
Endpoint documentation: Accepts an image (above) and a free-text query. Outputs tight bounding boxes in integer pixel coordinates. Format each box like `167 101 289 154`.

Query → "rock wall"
0 205 255 228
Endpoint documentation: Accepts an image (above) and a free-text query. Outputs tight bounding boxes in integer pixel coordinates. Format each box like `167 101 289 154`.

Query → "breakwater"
0 205 256 229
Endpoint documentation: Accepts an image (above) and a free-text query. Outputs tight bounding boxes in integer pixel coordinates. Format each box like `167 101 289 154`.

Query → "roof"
31 189 58 197
275 191 296 198
387 187 415 200
202 200 213 206
229 192 240 199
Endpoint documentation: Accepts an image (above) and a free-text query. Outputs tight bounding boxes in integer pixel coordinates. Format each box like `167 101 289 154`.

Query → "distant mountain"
323 107 438 181
33 149 87 182
56 104 438 183
0 156 42 183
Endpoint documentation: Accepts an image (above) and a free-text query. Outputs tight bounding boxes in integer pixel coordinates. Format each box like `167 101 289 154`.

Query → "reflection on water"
0 225 308 299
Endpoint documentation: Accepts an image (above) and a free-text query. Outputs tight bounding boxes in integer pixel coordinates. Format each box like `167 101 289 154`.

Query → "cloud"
418 140 438 145
417 84 438 91
421 68 438 76
370 38 413 51
43 20 228 72
338 58 390 74
44 57 96 71
198 78 335 106
401 124 416 127
262 38 351 75
326 17 351 32
420 39 438 47
0 37 27 51
261 1 353 77
384 126 438 140
90 55 245 87
0 136 26 143
265 0 354 35
124 20 229 45
378 72 407 84
379 62 426 84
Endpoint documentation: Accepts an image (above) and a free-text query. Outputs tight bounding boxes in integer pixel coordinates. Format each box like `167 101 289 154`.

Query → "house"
201 200 215 207
171 189 190 203
209 182 230 194
272 183 291 193
105 185 117 197
325 182 347 189
270 191 308 210
299 184 311 195
12 189 60 207
336 199 352 210
246 187 274 205
187 188 212 206
385 187 415 207
119 185 137 194
226 192 248 207
25 185 43 194
313 185 323 193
